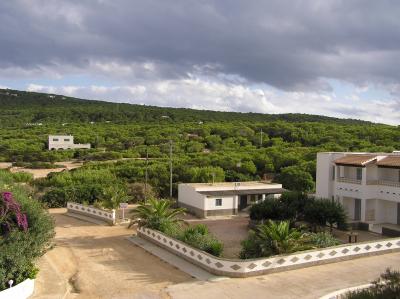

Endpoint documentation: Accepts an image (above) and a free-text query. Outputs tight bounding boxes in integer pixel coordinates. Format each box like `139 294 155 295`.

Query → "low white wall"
67 202 116 225
0 279 34 299
138 227 400 278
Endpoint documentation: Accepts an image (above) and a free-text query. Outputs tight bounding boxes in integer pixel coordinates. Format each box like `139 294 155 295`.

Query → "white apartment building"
178 181 284 218
48 135 91 150
316 152 400 235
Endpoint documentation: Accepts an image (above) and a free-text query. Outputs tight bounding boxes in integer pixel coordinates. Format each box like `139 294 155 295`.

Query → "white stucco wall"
377 200 397 224
205 195 236 210
178 184 206 210
316 152 345 199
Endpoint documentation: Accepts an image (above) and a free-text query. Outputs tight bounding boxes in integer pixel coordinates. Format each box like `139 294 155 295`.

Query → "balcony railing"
366 180 400 188
336 177 361 184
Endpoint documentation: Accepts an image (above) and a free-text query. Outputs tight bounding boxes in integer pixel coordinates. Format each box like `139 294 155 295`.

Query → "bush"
178 224 224 257
306 232 341 248
41 189 67 208
345 268 400 299
11 171 33 183
0 178 54 290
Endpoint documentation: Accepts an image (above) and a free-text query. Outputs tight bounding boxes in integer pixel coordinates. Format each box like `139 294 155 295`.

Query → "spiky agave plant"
129 198 185 232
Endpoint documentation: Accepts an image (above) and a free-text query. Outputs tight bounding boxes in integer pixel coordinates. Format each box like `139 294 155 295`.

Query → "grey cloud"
1 0 400 90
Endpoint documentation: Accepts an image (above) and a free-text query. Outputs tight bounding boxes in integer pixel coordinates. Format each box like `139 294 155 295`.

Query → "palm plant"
257 220 310 255
100 186 130 210
129 198 186 232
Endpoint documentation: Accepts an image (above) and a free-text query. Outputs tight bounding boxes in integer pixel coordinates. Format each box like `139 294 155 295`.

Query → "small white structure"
48 135 91 150
178 181 284 218
316 152 400 235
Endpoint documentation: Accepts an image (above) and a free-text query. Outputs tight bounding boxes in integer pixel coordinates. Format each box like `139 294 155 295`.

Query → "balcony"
336 177 361 184
367 180 400 188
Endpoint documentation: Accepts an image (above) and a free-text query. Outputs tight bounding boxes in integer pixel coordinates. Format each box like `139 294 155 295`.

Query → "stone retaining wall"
67 202 116 225
138 227 400 278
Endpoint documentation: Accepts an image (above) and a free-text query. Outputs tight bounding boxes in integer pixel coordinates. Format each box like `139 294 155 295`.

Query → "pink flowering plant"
0 191 28 236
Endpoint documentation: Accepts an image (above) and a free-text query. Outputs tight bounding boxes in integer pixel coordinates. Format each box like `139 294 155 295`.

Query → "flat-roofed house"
178 181 284 218
316 152 400 236
48 135 91 150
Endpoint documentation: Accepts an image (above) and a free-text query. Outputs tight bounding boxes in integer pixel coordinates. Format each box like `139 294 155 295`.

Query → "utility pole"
144 146 148 203
260 128 263 147
169 140 173 200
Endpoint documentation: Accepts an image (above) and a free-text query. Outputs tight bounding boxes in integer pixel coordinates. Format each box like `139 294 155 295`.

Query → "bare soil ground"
32 209 191 299
186 217 250 259
8 161 83 179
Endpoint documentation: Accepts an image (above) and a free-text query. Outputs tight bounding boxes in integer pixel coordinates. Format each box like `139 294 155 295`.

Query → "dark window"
332 166 335 180
53 138 59 141
356 168 362 181
215 198 222 206
64 139 70 142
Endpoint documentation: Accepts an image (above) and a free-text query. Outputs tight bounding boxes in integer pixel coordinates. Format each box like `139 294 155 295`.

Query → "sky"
1 0 400 125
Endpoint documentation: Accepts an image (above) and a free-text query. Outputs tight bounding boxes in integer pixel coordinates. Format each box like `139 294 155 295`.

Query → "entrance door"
397 203 400 225
354 199 361 221
239 195 248 210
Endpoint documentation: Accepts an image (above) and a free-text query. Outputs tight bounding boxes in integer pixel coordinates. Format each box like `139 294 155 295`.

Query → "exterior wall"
48 135 91 150
178 185 207 217
342 197 356 220
377 200 397 224
316 152 345 199
138 227 400 278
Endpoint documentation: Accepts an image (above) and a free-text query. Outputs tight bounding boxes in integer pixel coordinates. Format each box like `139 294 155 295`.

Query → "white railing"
67 202 116 225
367 180 400 188
138 227 400 278
337 177 361 184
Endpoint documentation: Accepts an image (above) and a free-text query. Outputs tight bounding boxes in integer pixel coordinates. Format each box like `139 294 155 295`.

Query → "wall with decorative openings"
138 227 400 277
67 202 116 225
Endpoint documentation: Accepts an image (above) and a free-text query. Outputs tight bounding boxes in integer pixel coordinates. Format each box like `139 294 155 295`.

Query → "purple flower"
1 191 29 235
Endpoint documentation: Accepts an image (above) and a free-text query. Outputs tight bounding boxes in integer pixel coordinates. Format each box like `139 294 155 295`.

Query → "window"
53 138 59 142
332 166 335 180
64 139 70 142
356 168 362 181
215 198 222 206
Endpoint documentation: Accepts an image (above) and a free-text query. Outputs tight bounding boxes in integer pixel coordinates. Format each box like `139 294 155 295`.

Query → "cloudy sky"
1 1 400 124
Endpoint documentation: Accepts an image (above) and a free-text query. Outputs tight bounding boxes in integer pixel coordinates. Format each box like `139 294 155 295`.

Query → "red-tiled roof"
376 156 400 168
334 155 377 166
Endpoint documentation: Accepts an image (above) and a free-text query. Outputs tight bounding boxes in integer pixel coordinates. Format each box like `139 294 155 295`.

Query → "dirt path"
32 209 192 299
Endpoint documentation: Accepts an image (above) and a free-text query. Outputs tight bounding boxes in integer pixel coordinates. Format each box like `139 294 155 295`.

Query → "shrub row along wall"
138 227 400 278
67 202 116 225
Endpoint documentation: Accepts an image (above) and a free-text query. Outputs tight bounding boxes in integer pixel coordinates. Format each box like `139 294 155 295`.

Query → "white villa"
178 181 284 218
48 135 91 150
316 152 400 236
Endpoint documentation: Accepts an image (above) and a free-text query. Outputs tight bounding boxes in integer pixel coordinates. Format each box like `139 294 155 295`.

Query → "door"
397 203 400 225
239 195 248 210
354 198 361 221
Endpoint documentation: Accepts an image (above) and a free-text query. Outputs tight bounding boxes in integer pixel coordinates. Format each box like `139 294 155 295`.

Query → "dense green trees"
2 88 400 203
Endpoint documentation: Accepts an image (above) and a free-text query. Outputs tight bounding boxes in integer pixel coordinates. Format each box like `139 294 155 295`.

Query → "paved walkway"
167 251 400 299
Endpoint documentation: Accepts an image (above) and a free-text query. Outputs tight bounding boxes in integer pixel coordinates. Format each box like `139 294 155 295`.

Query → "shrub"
0 182 54 290
306 232 341 248
178 224 223 257
345 268 400 299
11 171 33 183
41 189 67 208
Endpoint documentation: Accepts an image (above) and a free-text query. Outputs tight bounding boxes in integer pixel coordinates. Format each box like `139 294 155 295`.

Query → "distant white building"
48 135 91 150
178 181 284 218
316 152 400 235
